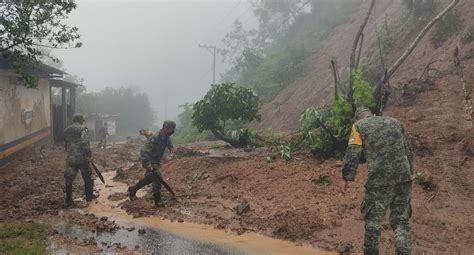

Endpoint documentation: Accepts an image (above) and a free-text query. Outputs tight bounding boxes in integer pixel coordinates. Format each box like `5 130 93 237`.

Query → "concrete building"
0 55 80 166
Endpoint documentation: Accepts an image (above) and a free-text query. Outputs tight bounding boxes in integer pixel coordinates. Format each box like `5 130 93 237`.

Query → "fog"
53 0 256 124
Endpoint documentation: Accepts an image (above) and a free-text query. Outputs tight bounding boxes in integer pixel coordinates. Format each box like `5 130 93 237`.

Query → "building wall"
0 69 51 165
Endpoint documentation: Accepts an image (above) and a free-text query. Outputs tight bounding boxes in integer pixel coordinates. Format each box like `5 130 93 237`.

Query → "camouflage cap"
73 115 85 123
355 106 372 118
163 120 176 129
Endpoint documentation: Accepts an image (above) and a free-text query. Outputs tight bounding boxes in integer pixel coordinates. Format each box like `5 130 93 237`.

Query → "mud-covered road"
1 131 473 254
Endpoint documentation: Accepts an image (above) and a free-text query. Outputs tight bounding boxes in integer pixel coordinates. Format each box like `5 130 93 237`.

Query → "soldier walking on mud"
341 107 414 255
128 121 176 207
97 122 109 149
64 115 99 207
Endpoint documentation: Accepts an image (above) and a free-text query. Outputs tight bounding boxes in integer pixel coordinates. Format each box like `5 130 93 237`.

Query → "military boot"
65 184 74 207
128 186 137 201
153 192 165 208
85 193 99 202
128 174 155 201
154 197 165 208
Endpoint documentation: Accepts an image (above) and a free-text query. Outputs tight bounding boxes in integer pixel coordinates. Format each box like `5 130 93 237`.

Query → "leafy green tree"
192 83 261 147
173 103 215 144
0 1 81 87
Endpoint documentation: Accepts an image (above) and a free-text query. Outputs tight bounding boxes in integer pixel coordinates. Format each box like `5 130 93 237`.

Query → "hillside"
255 0 472 132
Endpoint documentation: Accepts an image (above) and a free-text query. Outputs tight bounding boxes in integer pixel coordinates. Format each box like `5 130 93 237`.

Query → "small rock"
235 202 250 215
178 218 184 223
100 216 108 222
135 245 140 250
337 243 353 255
126 226 135 232
138 229 146 235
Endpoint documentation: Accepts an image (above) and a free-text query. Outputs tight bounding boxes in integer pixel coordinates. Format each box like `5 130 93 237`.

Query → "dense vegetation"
0 1 81 87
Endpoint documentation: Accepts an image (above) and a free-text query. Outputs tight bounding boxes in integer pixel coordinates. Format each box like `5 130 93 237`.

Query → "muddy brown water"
65 171 334 255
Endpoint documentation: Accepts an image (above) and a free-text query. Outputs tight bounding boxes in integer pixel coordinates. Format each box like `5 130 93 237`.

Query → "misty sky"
53 0 257 124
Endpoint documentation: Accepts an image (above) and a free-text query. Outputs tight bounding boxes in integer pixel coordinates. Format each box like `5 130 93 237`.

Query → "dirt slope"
255 0 470 132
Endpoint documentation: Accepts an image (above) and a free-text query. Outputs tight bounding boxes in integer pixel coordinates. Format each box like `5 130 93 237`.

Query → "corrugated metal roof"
0 54 67 77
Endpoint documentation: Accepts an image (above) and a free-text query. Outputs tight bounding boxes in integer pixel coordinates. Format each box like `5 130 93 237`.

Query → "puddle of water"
53 223 244 255
85 171 334 255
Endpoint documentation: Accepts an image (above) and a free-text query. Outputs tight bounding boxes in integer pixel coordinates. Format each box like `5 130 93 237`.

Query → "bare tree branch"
356 33 364 67
380 0 459 86
331 58 339 99
346 0 376 103
375 0 460 115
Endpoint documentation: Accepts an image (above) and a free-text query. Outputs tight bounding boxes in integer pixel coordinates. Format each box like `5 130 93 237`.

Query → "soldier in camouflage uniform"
341 107 414 255
128 121 176 207
97 122 109 149
64 115 99 207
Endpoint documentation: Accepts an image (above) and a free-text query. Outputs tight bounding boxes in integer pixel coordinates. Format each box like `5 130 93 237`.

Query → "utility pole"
198 44 217 84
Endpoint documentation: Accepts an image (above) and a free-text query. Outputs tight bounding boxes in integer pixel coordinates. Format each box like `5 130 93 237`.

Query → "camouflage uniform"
64 116 95 205
342 115 414 255
97 124 109 148
129 121 175 206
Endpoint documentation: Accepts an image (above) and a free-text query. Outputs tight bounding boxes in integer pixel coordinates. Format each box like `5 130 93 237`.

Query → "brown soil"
1 1 474 254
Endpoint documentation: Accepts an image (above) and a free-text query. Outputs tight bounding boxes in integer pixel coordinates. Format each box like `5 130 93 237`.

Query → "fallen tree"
192 83 261 148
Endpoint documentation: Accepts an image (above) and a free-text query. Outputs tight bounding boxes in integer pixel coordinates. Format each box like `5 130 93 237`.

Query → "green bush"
298 70 375 159
430 10 461 48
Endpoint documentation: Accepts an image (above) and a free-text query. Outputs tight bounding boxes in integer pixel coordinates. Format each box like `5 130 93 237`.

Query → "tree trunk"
331 59 339 99
211 128 250 148
346 0 376 103
374 0 460 114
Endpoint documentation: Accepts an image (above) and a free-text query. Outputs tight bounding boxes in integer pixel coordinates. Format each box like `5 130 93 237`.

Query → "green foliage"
193 82 261 134
0 1 81 87
0 223 49 254
222 1 361 102
298 71 374 159
460 26 474 44
76 86 155 136
327 97 353 138
311 175 332 186
259 128 294 162
241 44 308 102
280 145 293 161
173 104 215 144
352 69 376 109
430 10 462 48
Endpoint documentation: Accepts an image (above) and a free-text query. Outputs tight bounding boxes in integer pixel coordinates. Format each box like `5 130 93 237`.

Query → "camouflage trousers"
97 137 107 148
64 162 94 199
361 182 412 255
134 162 162 201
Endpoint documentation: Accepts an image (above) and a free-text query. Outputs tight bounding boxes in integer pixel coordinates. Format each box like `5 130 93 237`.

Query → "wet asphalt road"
53 223 245 255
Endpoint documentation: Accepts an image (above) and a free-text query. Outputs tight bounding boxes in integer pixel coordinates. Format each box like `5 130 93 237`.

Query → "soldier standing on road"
128 121 176 207
64 115 99 207
341 107 414 255
97 122 109 149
